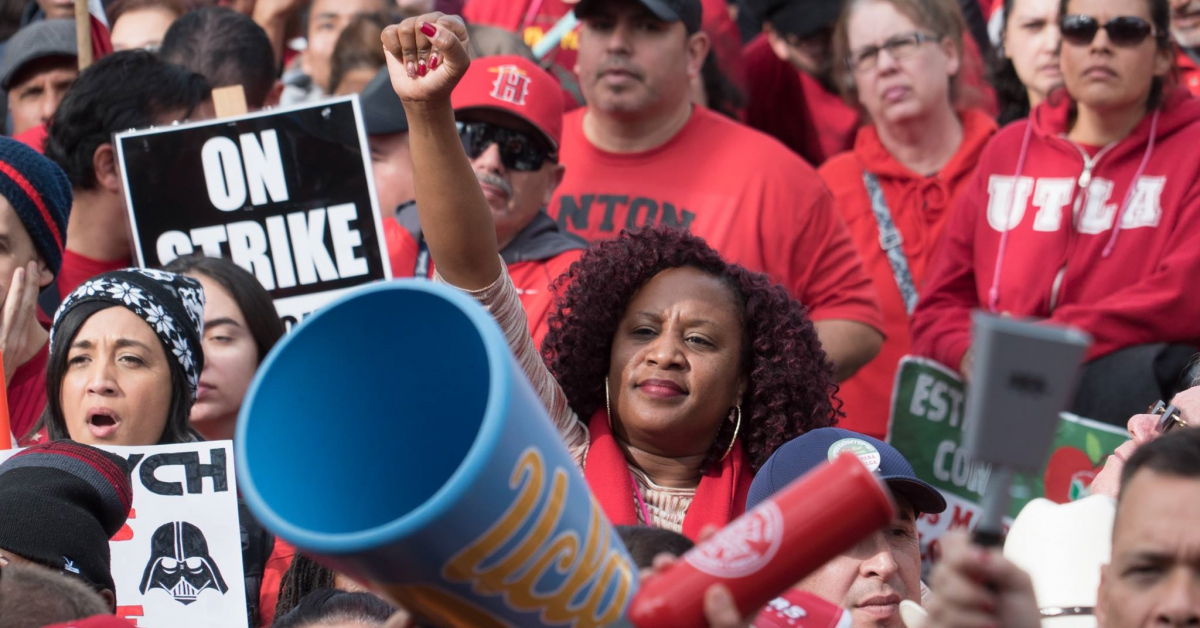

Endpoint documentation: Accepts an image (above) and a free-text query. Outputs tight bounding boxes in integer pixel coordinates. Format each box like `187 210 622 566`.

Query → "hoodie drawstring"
987 121 1034 312
987 108 1161 310
1102 108 1160 258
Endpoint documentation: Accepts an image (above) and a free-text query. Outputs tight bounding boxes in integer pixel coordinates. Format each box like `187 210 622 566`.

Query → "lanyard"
863 171 919 315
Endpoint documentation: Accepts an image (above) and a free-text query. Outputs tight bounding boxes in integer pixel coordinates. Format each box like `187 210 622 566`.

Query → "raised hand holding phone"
962 313 1091 547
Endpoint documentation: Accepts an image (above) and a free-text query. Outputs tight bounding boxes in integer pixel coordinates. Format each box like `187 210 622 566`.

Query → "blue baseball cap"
748 428 946 515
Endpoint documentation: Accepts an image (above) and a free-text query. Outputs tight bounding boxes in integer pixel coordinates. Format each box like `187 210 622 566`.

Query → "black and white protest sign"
115 97 391 327
0 441 247 628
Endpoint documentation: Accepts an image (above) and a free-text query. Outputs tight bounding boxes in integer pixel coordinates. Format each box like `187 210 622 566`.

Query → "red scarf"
583 409 754 541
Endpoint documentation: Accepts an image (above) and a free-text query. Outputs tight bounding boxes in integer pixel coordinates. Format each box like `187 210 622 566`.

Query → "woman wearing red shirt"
913 0 1200 425
819 0 997 437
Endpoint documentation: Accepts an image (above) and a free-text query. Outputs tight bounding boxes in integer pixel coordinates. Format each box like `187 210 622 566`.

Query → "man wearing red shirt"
384 56 585 348
741 0 861 166
549 0 884 381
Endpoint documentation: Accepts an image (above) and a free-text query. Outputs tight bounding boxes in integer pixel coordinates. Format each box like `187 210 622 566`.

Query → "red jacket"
820 109 996 437
912 90 1200 371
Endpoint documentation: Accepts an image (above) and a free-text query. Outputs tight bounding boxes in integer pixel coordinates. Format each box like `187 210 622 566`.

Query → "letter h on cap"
489 66 531 106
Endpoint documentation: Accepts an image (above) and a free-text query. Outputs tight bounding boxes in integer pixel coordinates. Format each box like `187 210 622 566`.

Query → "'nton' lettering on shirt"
557 194 697 233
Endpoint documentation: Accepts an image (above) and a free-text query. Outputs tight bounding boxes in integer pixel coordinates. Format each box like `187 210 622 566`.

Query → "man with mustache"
550 0 884 383
384 55 585 348
1171 0 1200 94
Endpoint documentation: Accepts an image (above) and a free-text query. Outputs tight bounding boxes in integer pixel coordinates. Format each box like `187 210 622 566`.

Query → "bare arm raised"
382 14 502 291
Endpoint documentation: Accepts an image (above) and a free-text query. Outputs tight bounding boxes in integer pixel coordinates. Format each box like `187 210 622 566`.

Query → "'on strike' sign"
116 97 392 328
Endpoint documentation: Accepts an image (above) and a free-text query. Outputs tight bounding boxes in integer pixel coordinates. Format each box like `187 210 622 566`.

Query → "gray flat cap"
0 19 77 90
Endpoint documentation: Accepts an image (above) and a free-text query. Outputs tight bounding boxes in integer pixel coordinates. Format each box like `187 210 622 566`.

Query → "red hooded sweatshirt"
912 89 1200 371
820 109 996 437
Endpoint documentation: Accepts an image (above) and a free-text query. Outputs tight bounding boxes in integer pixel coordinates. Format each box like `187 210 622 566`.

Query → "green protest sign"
888 357 1128 562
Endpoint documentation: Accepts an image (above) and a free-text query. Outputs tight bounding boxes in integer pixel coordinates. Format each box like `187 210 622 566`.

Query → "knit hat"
52 269 206 400
0 441 133 594
0 136 72 277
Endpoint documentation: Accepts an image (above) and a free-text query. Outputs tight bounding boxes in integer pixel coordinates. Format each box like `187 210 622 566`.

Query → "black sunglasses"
458 122 556 172
1060 14 1160 47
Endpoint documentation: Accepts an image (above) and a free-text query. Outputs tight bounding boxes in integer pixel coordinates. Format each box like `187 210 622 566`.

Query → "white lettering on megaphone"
685 502 783 578
444 448 634 627
933 439 992 497
154 205 368 290
200 131 290 211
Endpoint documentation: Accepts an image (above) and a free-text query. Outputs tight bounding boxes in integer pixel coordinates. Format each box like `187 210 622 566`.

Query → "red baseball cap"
451 55 564 151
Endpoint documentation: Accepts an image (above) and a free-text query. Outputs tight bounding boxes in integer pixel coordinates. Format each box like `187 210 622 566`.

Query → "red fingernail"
420 22 436 37
418 60 427 76
429 54 439 70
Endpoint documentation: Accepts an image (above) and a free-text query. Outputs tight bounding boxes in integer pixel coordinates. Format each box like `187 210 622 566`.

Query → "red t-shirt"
8 342 48 442
742 34 861 167
257 537 295 627
819 109 997 437
14 125 48 153
57 249 130 298
548 106 883 330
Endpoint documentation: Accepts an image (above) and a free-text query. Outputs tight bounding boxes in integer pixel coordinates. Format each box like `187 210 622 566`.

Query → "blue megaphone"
236 281 638 628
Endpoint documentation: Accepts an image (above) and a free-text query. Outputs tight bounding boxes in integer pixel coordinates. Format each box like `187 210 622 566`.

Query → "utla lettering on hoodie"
912 90 1200 370
985 175 1166 234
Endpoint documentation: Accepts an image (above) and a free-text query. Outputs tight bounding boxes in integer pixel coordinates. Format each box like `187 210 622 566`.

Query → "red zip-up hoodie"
912 89 1200 370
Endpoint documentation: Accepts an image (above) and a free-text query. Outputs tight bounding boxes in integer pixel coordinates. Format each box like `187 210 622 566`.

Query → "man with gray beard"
381 55 585 349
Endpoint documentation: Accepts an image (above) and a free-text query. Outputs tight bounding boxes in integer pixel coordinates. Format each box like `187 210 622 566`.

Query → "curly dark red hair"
542 226 840 473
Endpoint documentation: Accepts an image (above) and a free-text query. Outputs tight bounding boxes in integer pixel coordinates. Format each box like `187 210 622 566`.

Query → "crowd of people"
0 0 1199 625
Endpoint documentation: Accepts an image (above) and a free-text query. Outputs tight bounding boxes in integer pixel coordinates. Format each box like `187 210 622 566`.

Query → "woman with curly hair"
382 12 839 540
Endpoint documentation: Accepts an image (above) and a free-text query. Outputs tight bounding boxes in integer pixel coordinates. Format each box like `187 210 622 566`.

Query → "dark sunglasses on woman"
458 122 556 172
1060 14 1160 47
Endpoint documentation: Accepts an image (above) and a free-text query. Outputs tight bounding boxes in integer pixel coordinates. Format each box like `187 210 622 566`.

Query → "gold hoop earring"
719 405 742 463
605 376 613 431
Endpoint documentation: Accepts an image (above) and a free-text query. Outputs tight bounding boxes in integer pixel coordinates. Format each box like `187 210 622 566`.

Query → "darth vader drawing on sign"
139 521 229 605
